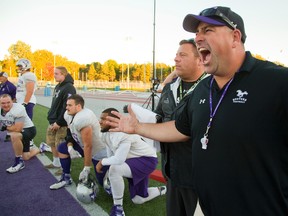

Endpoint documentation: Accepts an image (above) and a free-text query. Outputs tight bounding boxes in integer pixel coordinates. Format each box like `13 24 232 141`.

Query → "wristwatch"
22 102 28 107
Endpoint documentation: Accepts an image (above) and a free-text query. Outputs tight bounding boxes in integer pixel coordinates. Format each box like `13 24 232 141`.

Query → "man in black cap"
106 6 288 216
183 6 246 43
0 72 16 101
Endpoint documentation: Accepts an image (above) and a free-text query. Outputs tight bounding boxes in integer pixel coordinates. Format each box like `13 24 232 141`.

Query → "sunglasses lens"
200 8 216 16
199 8 236 29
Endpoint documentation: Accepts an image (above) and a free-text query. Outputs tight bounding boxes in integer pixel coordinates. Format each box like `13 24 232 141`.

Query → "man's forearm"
24 92 33 103
81 127 93 166
7 125 23 132
24 82 34 103
83 145 92 166
135 120 189 143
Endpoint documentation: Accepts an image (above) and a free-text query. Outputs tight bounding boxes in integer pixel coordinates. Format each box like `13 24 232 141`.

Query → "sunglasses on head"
200 8 237 30
187 38 196 45
180 38 196 47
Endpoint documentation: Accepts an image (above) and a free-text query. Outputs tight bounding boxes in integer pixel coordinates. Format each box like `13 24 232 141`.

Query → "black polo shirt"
176 52 288 215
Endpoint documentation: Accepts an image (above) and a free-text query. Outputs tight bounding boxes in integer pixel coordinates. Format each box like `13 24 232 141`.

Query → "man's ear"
232 29 242 46
197 56 203 67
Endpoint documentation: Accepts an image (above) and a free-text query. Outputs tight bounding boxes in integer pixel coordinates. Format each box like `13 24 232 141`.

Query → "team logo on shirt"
72 132 81 145
163 98 169 104
55 90 60 98
233 90 248 103
199 99 206 104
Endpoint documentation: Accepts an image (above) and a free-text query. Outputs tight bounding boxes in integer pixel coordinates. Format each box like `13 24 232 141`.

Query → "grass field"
33 104 166 216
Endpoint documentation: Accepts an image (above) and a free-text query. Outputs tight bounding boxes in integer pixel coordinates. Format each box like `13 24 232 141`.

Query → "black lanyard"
178 72 207 102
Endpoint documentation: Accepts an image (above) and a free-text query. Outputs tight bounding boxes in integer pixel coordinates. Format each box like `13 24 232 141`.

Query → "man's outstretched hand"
106 104 139 134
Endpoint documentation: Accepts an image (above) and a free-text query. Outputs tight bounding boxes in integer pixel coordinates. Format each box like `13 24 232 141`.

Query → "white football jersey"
16 72 37 104
0 103 34 128
102 132 157 159
64 108 106 156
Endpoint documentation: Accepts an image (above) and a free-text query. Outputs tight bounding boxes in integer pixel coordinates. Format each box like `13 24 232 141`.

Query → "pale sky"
0 0 287 66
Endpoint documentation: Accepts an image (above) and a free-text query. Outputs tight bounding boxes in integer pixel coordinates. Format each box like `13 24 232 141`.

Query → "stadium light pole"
52 40 58 84
152 0 156 81
125 36 132 89
150 0 156 110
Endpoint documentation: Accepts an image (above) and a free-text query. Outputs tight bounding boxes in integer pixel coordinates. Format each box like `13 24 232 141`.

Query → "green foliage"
33 104 166 216
33 50 54 81
8 40 33 61
88 63 96 81
106 59 118 81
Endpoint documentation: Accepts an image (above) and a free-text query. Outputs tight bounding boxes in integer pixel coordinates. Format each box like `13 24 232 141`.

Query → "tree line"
0 41 173 83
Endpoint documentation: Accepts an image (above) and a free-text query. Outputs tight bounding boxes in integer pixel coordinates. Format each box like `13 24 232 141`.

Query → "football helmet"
76 175 99 204
16 58 31 72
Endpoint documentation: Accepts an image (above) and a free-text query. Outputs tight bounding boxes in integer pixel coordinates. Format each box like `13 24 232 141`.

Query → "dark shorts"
58 141 84 156
22 126 37 152
125 156 158 198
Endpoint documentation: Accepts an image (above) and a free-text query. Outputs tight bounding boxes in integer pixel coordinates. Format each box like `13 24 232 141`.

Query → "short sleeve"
174 93 193 137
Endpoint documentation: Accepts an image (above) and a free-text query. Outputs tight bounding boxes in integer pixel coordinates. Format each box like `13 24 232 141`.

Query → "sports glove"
22 103 27 107
68 146 82 159
79 166 91 183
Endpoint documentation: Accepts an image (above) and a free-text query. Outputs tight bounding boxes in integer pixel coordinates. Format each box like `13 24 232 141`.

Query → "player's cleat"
6 158 25 174
39 142 52 153
110 205 125 216
50 173 72 190
158 186 167 196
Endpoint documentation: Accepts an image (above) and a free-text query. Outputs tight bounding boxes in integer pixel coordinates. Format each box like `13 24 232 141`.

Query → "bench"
149 169 166 183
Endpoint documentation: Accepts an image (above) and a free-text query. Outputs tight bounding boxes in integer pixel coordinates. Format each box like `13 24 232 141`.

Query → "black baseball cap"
183 6 247 43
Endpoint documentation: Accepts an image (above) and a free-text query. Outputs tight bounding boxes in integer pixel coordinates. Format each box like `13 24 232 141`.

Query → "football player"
49 94 108 190
0 94 38 173
96 108 166 216
15 58 37 120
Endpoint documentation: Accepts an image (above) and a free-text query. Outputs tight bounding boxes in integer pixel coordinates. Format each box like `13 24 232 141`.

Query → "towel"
130 103 160 152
